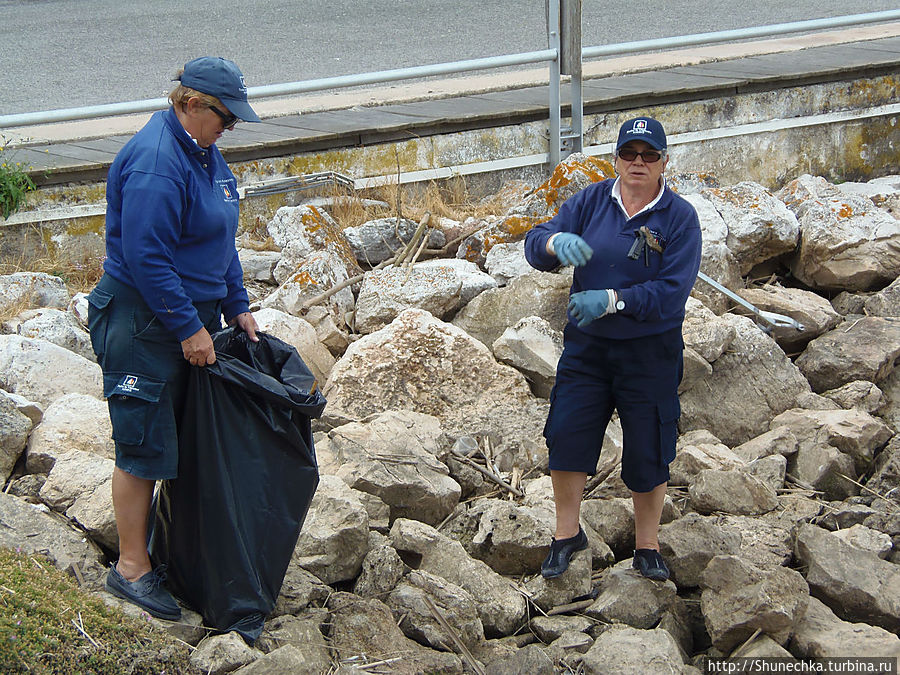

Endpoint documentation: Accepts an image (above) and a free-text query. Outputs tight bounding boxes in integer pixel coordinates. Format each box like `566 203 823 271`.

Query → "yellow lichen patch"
290 269 320 287
836 203 855 219
538 156 614 210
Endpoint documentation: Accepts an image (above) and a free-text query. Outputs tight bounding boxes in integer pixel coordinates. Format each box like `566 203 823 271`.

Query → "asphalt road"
1 1 898 115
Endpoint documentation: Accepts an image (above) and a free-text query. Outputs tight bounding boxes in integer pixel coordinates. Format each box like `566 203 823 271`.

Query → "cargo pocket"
657 397 681 467
87 287 114 359
104 373 166 456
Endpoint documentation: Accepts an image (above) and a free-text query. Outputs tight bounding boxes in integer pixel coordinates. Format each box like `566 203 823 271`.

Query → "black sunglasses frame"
616 148 664 163
208 105 238 130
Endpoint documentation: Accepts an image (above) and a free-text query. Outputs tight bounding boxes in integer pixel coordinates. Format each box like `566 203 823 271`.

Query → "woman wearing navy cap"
87 57 261 619
525 116 702 581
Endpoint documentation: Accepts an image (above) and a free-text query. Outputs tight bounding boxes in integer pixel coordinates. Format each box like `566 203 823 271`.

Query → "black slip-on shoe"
541 527 589 578
632 548 670 581
105 564 181 621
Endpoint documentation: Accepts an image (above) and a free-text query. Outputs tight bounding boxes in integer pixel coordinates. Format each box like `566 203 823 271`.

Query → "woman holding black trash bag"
87 57 261 619
524 116 702 581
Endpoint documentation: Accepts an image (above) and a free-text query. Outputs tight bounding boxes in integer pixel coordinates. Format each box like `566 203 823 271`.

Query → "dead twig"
423 596 486 675
546 599 594 616
71 612 103 649
835 473 900 511
450 448 523 497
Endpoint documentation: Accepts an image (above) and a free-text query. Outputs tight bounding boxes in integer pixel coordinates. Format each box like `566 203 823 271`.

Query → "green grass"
0 139 36 219
0 547 197 674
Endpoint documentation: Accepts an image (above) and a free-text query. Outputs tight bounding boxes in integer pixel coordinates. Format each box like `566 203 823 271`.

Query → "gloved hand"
568 290 611 327
552 233 593 267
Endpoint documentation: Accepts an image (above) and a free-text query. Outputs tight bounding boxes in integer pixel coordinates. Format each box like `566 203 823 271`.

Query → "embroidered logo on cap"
627 119 650 135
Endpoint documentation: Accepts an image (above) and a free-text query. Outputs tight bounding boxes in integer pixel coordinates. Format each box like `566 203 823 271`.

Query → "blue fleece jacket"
103 108 249 341
525 178 702 339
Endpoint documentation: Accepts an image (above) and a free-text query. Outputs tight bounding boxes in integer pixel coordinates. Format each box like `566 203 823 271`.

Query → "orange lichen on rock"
539 156 614 211
290 269 320 287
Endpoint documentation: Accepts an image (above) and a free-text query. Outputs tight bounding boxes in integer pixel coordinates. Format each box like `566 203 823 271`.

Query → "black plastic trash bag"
149 328 325 643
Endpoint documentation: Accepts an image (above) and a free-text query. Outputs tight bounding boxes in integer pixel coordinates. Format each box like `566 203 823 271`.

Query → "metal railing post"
548 0 562 169
561 0 583 155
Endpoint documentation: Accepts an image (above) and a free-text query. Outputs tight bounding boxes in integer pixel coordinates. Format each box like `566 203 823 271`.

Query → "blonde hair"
168 69 224 109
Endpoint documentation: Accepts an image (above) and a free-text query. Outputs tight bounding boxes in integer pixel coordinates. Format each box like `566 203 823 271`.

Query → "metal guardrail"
1 8 899 167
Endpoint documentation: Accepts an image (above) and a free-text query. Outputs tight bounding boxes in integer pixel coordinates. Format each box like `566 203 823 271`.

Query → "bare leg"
111 466 155 581
551 469 588 540
632 481 667 550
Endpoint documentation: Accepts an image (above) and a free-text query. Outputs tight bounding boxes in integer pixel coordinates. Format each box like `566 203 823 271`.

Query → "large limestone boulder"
0 395 32 483
789 192 900 291
866 435 900 498
316 410 460 526
700 182 800 275
734 285 841 353
484 240 531 285
354 260 495 334
343 216 445 266
700 555 809 652
38 448 113 514
290 475 369 585
251 307 335 386
795 523 900 632
327 592 463 675
491 316 563 398
584 561 679 629
390 518 527 636
795 317 900 392
5 308 95 362
452 270 571 348
776 174 840 219
788 444 859 501
769 407 893 474
25 393 114 474
0 272 70 315
683 193 742 314
679 314 811 446
581 625 686 675
688 469 778 516
719 515 794 570
237 248 280 285
323 309 547 463
267 204 360 284
260 249 356 329
791 596 900 660
864 274 900 317
0 492 107 589
0 335 103 408
658 513 742 588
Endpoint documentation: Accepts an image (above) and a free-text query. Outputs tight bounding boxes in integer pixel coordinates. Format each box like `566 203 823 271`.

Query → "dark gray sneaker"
632 548 670 581
541 527 589 578
105 564 181 621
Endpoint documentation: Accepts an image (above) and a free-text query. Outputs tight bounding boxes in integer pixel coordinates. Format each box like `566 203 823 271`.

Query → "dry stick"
450 448 524 497
729 628 763 658
72 612 103 649
357 657 404 671
395 212 431 266
423 596 486 675
546 598 594 616
836 472 900 511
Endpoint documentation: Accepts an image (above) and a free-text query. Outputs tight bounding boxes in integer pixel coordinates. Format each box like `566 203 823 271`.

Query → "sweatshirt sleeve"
616 202 702 322
119 170 203 341
524 189 588 271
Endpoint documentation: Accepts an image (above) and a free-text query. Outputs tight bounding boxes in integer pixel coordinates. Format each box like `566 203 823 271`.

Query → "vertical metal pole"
563 0 584 153
548 0 561 169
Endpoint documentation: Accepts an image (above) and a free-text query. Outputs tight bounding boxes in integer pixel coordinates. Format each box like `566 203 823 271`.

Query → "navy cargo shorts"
544 324 684 493
87 274 222 480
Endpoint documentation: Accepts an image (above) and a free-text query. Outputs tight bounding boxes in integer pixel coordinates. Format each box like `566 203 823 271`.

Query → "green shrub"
0 138 36 219
0 547 197 674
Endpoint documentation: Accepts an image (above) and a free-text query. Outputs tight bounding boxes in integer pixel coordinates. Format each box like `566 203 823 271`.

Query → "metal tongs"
697 271 805 333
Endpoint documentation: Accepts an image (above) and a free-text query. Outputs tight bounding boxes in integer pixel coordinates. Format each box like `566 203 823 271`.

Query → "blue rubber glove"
552 233 593 267
568 290 611 327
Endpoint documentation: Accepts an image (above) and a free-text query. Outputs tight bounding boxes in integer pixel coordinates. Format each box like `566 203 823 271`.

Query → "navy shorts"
544 324 683 493
87 274 222 480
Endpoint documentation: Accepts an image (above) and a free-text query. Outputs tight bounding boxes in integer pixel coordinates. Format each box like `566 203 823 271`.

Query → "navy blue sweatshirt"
103 108 249 341
525 178 702 339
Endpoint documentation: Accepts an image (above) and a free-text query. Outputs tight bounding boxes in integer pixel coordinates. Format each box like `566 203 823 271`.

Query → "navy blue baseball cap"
178 57 261 123
616 117 666 151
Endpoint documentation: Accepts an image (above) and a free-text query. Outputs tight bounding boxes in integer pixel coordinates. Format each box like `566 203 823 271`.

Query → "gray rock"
343 217 444 266
0 272 70 315
864 274 900 317
252 308 335 385
747 453 787 492
791 595 900 659
529 615 594 643
0 394 31 483
795 523 900 631
354 539 406 599
7 307 95 361
688 470 778 515
256 611 330 665
581 625 686 675
822 380 885 414
484 643 556 675
272 565 331 617
484 240 530 285
788 444 859 501
585 561 679 629
25 393 114 474
734 285 840 353
866 435 900 500
658 513 742 588
700 555 809 652
232 644 325 675
731 426 799 463
190 632 263 675
492 316 562 398
291 475 369 584
0 335 102 408
831 524 893 558
796 317 900 392
238 249 281 284
523 547 592 612
719 515 794 569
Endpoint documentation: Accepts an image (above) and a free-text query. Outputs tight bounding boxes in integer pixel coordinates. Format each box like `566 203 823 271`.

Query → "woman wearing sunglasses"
524 116 702 582
86 57 261 619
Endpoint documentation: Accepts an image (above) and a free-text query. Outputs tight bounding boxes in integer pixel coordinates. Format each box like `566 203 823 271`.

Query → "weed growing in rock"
0 137 35 219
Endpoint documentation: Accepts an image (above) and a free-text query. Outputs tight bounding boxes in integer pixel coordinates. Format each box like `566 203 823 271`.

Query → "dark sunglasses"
617 148 664 163
208 105 238 130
